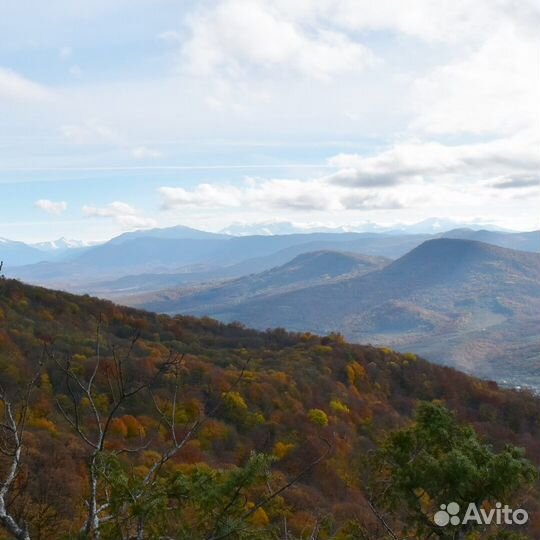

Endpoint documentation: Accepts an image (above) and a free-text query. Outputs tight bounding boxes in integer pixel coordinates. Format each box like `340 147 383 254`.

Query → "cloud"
158 131 539 217
159 179 403 212
82 201 136 218
60 120 122 145
182 0 377 80
59 46 72 59
82 202 156 228
490 175 540 190
327 134 540 187
0 67 51 102
130 146 162 160
69 65 83 77
412 28 539 135
34 199 67 216
158 30 182 43
267 0 540 45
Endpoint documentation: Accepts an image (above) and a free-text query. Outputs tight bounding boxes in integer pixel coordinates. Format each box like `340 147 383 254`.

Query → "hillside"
133 251 389 313
135 239 540 390
0 277 539 538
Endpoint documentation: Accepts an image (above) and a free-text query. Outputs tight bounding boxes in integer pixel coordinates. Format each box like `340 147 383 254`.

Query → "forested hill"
0 278 539 539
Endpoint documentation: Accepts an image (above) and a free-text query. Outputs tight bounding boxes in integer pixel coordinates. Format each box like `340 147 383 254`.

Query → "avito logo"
434 502 528 527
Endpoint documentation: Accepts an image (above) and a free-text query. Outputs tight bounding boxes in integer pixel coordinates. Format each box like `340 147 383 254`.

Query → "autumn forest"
0 277 538 539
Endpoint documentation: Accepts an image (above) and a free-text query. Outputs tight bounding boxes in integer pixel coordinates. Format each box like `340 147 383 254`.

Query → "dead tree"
50 318 208 539
52 320 332 540
0 368 42 540
50 320 166 539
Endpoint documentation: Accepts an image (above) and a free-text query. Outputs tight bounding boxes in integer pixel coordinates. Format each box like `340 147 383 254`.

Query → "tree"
365 401 537 539
0 367 42 540
48 321 330 540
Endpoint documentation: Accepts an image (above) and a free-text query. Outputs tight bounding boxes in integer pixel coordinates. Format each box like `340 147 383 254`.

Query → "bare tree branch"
0 359 43 540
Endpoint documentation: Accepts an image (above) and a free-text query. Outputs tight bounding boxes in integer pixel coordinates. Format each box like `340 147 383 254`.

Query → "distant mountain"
440 228 540 252
221 221 353 236
131 251 389 313
382 218 512 235
6 231 425 287
0 237 47 266
31 237 98 252
220 218 512 236
108 225 229 244
133 239 540 390
6 226 539 296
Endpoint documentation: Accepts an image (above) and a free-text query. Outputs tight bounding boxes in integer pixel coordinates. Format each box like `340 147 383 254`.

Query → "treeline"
0 278 539 539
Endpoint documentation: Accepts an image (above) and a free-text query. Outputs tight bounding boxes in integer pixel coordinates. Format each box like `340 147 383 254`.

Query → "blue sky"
1 0 539 242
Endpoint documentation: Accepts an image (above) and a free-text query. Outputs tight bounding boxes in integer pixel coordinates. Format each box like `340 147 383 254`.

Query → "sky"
1 0 539 242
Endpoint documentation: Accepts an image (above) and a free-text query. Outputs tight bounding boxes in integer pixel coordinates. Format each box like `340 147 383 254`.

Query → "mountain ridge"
132 239 540 390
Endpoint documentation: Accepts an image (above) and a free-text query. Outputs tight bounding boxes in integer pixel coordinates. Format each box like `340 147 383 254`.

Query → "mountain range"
220 218 512 236
3 224 538 293
3 223 539 390
130 238 540 391
129 250 389 313
0 236 96 266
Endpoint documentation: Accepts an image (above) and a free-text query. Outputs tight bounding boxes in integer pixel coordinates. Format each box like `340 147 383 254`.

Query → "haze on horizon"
1 0 539 243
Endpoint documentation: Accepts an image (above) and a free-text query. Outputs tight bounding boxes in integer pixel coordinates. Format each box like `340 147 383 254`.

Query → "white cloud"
158 30 182 44
82 201 137 218
159 130 540 217
114 214 157 228
60 119 122 145
59 46 72 59
82 202 156 229
490 175 540 191
159 179 403 212
131 146 162 159
182 0 377 80
0 67 51 102
34 199 67 215
69 65 83 77
269 0 540 45
412 28 540 135
327 134 540 187
3 0 540 237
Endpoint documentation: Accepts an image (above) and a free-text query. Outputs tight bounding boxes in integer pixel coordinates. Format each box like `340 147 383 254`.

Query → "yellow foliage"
273 441 296 460
312 345 333 354
308 408 328 427
222 391 248 410
40 373 53 393
330 399 350 414
345 361 366 385
200 420 230 443
94 393 110 413
30 417 58 435
250 507 270 527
